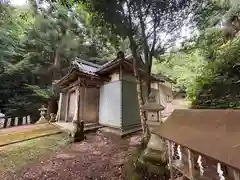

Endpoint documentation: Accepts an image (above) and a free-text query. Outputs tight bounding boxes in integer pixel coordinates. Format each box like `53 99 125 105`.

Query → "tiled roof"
72 60 100 76
70 55 172 82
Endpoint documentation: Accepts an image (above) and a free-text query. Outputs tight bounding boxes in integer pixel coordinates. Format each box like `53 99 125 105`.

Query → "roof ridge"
74 58 102 68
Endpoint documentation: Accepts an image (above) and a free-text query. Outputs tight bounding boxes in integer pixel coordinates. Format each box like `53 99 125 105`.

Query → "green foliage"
196 27 225 60
153 50 206 93
190 0 230 30
190 38 240 108
78 0 193 74
186 2 240 109
0 2 117 116
154 1 240 109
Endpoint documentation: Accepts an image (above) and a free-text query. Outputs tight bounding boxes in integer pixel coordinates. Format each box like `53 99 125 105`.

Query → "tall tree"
75 0 192 141
0 1 116 117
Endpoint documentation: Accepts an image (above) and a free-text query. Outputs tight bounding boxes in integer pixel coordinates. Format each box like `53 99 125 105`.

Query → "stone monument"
27 115 31 124
49 113 56 123
0 110 5 128
69 120 85 143
22 116 27 125
141 92 165 131
36 105 48 124
140 93 167 166
14 117 19 126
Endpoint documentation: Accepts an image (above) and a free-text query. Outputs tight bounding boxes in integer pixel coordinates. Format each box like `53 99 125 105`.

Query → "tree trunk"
48 48 61 115
47 96 58 118
130 40 150 143
146 56 153 96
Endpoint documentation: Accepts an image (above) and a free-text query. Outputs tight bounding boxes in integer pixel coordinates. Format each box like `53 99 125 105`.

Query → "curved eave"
56 68 110 89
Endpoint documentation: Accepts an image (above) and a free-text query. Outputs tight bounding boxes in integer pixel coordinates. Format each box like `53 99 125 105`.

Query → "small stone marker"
0 110 6 128
22 116 27 125
14 117 19 126
27 115 31 124
0 118 4 128
49 113 56 123
36 105 48 124
7 118 11 127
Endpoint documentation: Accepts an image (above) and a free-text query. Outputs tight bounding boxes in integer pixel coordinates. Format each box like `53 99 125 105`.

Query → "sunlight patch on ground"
0 124 62 146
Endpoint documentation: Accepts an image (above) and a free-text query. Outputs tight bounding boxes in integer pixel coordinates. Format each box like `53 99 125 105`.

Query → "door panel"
67 91 76 121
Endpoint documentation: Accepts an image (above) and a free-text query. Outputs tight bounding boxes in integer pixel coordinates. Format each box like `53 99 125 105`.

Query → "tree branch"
150 15 158 55
137 4 149 67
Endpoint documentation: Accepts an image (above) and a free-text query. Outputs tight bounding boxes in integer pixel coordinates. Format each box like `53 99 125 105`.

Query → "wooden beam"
167 140 174 180
62 78 80 91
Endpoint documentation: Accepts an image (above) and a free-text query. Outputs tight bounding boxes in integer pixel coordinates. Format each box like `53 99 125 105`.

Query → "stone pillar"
22 116 27 125
0 111 5 128
27 115 31 124
14 117 19 126
7 118 11 127
56 92 63 121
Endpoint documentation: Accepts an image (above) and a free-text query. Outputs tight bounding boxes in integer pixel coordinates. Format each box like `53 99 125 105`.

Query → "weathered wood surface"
167 140 174 180
169 141 236 180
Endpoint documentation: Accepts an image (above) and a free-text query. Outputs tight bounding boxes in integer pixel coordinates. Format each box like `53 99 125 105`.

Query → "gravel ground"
2 131 142 180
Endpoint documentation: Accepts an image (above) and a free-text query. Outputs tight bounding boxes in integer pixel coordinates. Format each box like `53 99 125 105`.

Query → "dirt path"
3 131 141 180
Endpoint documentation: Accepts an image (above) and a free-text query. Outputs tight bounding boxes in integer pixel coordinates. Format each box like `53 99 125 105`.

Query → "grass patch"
0 133 68 174
0 124 62 146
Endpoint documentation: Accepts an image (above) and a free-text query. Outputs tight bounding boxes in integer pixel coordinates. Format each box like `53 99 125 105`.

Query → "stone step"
53 122 103 133
84 124 103 132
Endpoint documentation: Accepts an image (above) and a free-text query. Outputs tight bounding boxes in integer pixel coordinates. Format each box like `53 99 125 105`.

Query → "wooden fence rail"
0 115 32 129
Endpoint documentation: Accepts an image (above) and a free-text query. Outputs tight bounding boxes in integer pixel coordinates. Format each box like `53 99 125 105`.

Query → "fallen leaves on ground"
1 131 142 180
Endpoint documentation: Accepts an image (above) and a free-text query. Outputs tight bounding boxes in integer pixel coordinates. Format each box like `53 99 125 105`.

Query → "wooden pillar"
56 92 63 121
73 87 80 122
167 140 174 180
79 86 86 122
187 149 194 180
65 92 70 122
158 83 162 122
156 111 160 122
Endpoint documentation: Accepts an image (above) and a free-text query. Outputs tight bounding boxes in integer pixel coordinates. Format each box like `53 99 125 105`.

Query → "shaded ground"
1 131 142 180
0 99 188 180
0 133 68 176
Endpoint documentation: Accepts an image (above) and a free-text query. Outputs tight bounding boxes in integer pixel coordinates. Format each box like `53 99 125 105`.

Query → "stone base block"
139 133 167 165
36 117 49 124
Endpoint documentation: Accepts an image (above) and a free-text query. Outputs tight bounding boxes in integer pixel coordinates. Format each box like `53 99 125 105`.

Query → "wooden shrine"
153 109 240 180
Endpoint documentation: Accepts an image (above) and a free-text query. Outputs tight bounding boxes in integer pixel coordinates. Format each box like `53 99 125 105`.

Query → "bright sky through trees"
10 0 27 6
